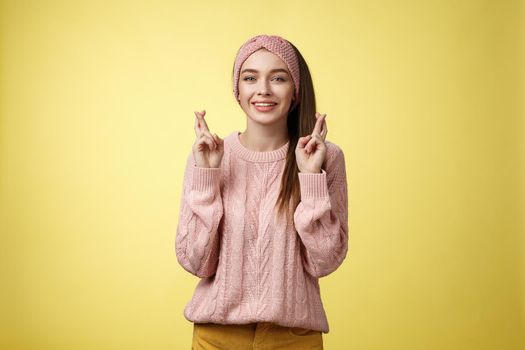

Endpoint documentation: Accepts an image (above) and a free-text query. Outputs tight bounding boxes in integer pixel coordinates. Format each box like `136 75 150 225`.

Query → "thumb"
213 133 224 145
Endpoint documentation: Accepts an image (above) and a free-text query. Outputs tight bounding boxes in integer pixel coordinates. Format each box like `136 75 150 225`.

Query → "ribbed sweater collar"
229 131 289 163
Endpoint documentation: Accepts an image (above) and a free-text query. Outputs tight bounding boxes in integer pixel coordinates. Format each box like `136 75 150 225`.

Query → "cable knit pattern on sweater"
175 131 349 333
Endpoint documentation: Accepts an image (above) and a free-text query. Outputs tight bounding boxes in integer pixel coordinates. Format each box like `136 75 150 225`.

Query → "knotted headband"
232 34 300 107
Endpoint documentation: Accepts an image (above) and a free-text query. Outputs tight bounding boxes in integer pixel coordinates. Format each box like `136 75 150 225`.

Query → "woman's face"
238 48 295 126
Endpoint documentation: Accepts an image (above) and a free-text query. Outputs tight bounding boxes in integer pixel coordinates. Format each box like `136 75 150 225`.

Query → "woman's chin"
248 112 286 125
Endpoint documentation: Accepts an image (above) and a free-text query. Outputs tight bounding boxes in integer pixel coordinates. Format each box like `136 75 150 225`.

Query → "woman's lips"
253 103 277 112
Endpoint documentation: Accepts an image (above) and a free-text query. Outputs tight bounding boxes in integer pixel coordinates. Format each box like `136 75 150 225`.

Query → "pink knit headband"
232 34 300 106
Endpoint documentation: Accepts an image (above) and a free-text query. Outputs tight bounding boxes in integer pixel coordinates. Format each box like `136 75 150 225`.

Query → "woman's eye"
242 76 286 81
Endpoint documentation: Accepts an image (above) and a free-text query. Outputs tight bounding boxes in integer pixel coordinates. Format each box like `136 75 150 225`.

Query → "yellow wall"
0 0 523 349
519 0 525 331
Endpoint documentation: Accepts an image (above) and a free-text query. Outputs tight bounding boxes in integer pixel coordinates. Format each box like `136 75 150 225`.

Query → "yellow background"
1 0 524 349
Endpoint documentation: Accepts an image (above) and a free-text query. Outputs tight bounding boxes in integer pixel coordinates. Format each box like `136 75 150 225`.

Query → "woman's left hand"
296 112 328 173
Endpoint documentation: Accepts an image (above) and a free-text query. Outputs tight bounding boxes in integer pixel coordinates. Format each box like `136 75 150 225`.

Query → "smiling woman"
237 48 297 131
175 34 349 350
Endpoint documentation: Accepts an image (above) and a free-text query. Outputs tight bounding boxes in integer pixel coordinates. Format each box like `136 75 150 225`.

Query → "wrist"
299 168 322 174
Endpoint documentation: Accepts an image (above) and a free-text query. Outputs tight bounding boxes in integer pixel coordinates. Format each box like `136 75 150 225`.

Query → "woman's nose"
257 80 272 95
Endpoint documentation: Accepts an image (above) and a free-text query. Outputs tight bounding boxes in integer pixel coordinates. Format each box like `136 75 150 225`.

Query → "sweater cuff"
298 169 329 198
191 166 221 192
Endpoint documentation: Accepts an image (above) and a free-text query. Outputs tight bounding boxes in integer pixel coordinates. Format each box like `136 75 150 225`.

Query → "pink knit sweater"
175 131 349 334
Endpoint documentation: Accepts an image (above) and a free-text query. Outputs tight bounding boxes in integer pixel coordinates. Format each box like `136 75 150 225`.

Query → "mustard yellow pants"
192 321 323 350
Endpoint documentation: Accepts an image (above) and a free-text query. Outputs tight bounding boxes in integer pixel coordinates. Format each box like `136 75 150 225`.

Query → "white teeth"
255 103 276 106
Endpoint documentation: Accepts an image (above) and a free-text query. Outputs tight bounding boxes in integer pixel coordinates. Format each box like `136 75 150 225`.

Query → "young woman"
176 34 349 349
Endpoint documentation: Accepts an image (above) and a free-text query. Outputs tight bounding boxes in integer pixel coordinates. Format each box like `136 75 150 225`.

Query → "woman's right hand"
193 110 224 168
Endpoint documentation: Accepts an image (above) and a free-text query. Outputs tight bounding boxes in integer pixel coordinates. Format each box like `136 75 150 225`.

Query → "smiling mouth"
253 103 277 112
252 102 277 106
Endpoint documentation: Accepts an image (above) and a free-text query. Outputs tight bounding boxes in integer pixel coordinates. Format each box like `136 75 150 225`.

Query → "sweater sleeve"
175 151 223 278
293 144 349 278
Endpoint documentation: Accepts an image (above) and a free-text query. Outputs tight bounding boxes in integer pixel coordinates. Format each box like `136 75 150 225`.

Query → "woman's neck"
238 128 289 152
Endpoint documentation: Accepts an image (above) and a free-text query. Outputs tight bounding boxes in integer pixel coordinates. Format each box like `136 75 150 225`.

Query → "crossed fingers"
303 112 328 154
194 110 218 150
312 112 327 140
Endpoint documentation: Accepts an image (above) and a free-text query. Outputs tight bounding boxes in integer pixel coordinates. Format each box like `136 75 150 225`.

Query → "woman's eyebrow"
241 68 289 74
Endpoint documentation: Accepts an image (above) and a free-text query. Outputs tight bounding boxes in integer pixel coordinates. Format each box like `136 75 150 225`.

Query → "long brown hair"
231 41 319 222
274 41 318 222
